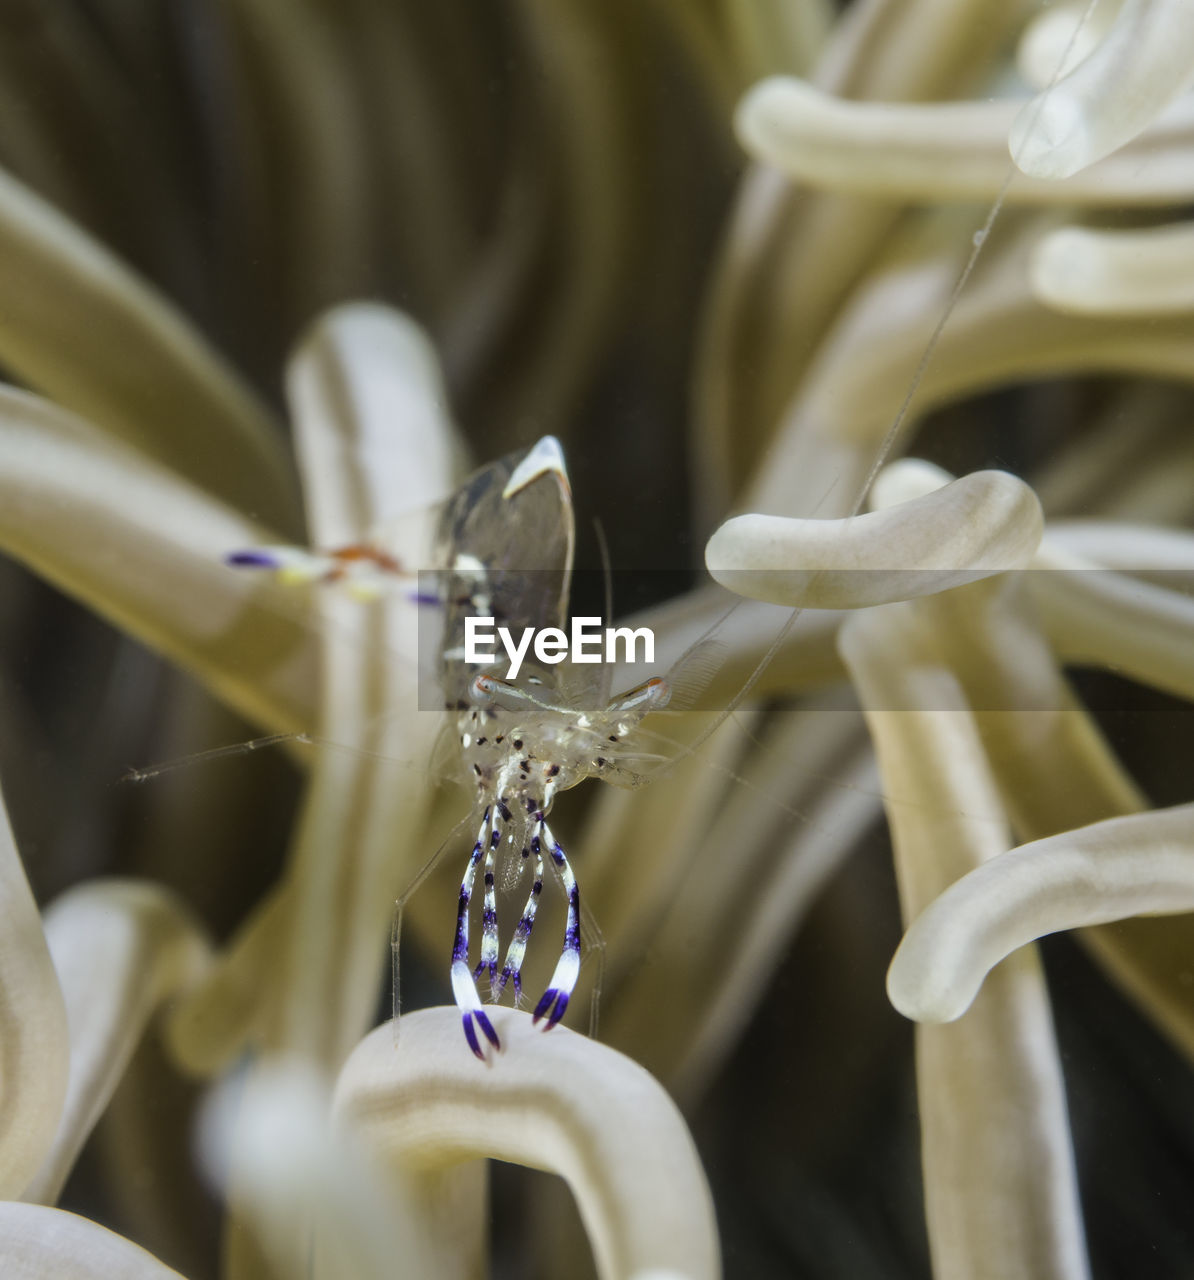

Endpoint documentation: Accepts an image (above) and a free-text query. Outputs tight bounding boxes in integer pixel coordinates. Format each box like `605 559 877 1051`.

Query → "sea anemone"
0 2 1191 1277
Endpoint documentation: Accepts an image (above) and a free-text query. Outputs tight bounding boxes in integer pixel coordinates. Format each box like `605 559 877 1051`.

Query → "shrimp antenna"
856 0 1098 520
391 810 478 1042
122 733 314 782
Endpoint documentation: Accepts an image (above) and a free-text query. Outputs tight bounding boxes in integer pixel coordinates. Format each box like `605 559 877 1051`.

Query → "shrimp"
226 433 677 1060
431 435 670 1057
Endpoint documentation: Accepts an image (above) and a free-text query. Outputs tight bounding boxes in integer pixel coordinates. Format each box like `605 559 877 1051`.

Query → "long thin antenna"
122 733 313 782
849 179 1012 520
121 728 439 784
660 0 1105 751
850 0 1101 518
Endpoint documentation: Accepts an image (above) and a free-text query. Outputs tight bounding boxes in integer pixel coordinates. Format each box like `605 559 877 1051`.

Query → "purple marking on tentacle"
226 550 280 568
406 591 443 607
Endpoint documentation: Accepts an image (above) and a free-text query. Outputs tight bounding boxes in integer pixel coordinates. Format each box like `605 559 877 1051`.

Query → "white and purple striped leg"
495 838 545 1004
532 818 581 1030
474 800 508 997
451 808 501 1059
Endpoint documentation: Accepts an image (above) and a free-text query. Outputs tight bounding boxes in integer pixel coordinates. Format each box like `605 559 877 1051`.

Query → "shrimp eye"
472 674 497 703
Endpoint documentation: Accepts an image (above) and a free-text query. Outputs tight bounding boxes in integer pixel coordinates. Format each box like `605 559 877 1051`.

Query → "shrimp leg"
495 838 545 1003
532 817 581 1030
451 807 501 1059
474 799 509 996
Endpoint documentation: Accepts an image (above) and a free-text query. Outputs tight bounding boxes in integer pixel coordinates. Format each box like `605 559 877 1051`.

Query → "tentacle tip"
226 550 276 568
406 590 443 608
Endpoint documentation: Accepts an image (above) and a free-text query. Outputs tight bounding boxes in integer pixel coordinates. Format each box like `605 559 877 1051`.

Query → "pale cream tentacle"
334 1009 720 1280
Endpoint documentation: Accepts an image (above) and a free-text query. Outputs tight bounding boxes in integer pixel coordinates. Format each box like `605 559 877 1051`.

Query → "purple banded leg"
474 809 503 997
495 842 544 1003
532 819 581 1031
451 810 500 1059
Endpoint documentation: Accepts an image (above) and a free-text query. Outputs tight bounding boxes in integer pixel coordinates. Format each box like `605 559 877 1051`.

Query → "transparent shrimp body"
434 437 669 1057
451 669 669 1054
